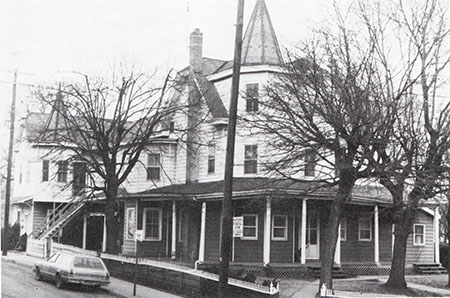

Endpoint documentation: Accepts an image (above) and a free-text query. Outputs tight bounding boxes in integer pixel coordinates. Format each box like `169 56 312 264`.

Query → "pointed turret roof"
241 0 283 65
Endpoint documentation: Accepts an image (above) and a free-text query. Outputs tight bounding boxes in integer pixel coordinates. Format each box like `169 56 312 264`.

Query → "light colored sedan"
33 252 110 289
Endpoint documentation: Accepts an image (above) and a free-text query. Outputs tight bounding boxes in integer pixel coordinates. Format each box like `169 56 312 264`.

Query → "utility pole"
2 70 17 256
218 1 244 297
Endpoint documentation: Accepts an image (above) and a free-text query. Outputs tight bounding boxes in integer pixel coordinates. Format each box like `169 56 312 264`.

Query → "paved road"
1 261 179 298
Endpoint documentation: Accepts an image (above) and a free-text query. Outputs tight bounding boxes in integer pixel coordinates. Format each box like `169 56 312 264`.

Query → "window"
208 143 215 174
42 160 49 182
169 121 175 133
147 153 161 181
19 164 22 183
143 208 162 241
272 215 288 241
244 145 257 174
304 149 316 177
246 83 259 112
72 162 86 195
57 161 68 182
242 214 258 240
358 216 372 241
340 218 347 241
413 224 425 246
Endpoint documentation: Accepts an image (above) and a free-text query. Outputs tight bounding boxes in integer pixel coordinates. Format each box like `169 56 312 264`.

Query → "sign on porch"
233 216 244 237
135 230 144 242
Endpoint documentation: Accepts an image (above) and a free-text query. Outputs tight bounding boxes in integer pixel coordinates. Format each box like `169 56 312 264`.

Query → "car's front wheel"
34 267 42 281
55 273 64 289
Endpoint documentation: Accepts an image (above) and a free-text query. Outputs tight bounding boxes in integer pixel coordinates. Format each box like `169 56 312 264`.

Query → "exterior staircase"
308 266 351 279
31 193 91 240
413 263 447 274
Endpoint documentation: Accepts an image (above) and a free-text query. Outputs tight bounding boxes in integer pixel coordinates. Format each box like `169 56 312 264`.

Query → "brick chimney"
190 29 203 73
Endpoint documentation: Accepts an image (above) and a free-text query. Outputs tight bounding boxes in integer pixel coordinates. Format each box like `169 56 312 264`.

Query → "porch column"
171 201 177 259
334 223 341 265
102 215 107 252
434 206 440 263
392 224 395 256
263 198 271 265
198 202 206 262
82 214 87 249
374 205 379 264
301 199 307 264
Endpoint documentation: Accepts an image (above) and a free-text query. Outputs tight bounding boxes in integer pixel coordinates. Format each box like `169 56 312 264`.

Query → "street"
1 261 180 298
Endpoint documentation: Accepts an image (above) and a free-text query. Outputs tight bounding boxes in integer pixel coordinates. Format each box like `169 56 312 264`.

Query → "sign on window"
233 216 244 238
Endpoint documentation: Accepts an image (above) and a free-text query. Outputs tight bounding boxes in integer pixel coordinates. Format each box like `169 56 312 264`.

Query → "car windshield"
73 257 104 269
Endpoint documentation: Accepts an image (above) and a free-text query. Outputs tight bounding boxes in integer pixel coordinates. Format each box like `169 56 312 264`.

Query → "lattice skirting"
341 264 417 276
199 263 417 279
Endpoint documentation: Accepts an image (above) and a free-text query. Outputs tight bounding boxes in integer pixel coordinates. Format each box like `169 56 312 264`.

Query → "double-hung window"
246 83 259 112
358 216 372 241
208 143 215 174
143 208 162 241
42 160 49 182
304 149 316 177
340 218 347 241
147 153 161 181
413 224 425 246
244 145 257 174
242 214 258 240
57 161 68 182
272 215 288 241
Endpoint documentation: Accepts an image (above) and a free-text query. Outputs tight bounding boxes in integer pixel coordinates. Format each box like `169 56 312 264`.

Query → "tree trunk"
104 186 119 254
447 205 450 288
319 174 353 291
385 207 416 289
319 199 344 290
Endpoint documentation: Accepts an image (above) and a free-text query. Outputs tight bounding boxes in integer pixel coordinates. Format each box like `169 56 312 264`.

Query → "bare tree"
357 0 450 289
36 71 181 253
251 8 395 289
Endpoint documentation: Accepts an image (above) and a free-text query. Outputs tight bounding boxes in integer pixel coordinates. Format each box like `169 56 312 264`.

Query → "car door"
47 253 61 277
40 253 59 278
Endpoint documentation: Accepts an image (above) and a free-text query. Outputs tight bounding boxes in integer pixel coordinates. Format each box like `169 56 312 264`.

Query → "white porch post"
434 206 440 264
263 198 271 265
301 199 307 264
102 215 107 252
374 205 379 264
198 202 206 262
392 224 395 256
82 214 87 249
171 201 177 259
334 223 341 265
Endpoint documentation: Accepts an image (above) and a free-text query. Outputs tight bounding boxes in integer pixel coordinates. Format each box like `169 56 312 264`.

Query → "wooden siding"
270 201 294 263
204 201 221 261
32 202 57 233
379 216 392 262
233 200 264 263
136 201 169 258
340 206 375 263
406 211 434 264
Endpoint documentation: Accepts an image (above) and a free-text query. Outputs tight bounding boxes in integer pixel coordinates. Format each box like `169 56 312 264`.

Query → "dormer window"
304 149 316 177
246 83 259 112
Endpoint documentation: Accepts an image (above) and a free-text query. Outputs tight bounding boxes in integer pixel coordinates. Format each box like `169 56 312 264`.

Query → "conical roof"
241 0 283 65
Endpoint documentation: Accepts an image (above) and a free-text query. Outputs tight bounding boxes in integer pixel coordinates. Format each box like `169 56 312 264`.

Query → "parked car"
33 252 110 289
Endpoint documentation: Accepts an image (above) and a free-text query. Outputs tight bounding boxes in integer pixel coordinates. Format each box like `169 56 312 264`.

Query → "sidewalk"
1 250 181 298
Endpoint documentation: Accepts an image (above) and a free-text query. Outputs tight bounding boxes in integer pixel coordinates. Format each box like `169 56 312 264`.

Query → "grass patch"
405 275 449 290
333 279 445 297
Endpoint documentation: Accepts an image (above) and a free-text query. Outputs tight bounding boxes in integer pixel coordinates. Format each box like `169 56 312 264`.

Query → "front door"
306 213 320 259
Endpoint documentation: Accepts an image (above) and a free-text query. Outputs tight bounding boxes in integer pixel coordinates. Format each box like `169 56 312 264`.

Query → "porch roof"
120 178 394 206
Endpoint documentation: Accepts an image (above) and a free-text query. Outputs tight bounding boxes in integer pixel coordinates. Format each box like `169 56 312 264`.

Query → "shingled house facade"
117 0 441 276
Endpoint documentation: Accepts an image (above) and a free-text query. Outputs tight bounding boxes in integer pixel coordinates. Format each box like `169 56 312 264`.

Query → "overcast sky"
0 0 354 127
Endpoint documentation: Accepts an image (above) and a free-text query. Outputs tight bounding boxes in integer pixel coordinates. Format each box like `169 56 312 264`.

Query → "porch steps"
31 193 91 240
308 266 351 279
413 263 447 274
